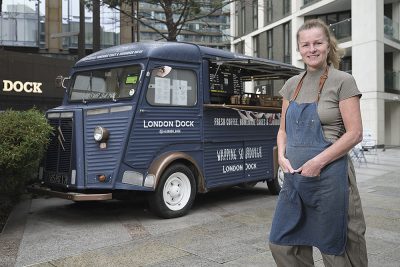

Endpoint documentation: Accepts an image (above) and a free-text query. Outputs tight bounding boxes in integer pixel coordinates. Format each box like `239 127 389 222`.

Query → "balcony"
384 16 400 42
385 70 400 94
329 18 351 42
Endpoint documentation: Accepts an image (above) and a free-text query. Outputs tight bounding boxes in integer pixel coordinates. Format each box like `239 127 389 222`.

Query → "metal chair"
350 143 367 166
361 129 379 163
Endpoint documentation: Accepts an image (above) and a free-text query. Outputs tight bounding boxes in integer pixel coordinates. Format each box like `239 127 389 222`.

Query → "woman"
269 19 368 266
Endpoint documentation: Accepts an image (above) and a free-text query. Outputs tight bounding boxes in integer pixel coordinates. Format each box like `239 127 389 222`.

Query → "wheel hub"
161 171 192 212
169 183 181 199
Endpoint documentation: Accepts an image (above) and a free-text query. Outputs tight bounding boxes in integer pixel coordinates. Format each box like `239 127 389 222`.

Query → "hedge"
0 109 53 197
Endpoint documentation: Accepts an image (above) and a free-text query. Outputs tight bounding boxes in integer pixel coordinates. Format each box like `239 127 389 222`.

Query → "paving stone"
2 148 400 266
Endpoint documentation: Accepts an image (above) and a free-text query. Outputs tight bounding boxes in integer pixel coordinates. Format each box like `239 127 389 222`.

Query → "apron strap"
290 66 329 102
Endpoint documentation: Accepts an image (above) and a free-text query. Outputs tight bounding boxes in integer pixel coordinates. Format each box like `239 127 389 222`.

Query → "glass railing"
0 12 42 47
385 70 400 93
0 11 120 49
329 18 351 42
384 16 400 41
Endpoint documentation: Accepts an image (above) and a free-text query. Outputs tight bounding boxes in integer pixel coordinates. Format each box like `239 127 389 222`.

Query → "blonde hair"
296 19 344 69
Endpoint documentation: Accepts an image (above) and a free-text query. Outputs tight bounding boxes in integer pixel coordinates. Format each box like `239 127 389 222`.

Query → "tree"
98 0 237 42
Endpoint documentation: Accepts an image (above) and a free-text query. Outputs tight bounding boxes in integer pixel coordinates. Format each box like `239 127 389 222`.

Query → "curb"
0 197 32 267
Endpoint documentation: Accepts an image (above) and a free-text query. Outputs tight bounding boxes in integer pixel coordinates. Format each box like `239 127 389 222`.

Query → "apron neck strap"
290 65 329 102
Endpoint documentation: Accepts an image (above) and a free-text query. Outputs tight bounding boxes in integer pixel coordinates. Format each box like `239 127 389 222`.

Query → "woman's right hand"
278 156 295 174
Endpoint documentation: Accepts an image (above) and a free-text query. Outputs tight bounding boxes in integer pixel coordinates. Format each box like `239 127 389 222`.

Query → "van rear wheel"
148 164 196 218
267 166 284 195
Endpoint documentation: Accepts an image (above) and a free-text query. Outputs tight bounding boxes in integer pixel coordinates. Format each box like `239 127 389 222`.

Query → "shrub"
0 109 53 197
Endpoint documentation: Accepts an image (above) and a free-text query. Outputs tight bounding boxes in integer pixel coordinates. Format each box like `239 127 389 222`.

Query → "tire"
267 166 284 195
148 164 196 219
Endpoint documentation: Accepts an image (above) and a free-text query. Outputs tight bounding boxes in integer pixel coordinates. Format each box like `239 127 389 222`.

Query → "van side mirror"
55 75 70 89
154 66 172 77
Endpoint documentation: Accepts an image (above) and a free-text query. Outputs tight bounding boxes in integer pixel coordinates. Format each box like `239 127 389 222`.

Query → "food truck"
31 42 301 218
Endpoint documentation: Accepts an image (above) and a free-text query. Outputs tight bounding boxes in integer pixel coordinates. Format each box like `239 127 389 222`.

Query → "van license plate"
44 172 68 185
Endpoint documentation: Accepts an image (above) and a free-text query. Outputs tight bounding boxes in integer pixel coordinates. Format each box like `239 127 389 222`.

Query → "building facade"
0 0 231 111
0 0 120 111
120 1 231 50
231 0 400 147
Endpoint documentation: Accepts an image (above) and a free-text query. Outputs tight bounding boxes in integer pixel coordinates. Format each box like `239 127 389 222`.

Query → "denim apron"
269 67 349 255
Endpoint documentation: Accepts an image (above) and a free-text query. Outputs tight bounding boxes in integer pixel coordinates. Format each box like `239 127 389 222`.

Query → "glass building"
0 0 120 50
0 0 232 111
0 0 231 51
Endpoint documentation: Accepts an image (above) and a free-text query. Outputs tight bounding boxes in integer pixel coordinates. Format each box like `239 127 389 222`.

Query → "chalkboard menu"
209 64 242 96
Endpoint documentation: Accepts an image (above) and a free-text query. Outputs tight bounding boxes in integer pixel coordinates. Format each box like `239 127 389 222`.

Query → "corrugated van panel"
125 107 201 168
85 110 131 184
204 142 244 187
203 108 279 188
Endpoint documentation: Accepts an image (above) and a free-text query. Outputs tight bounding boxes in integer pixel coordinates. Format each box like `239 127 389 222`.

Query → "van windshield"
69 65 142 102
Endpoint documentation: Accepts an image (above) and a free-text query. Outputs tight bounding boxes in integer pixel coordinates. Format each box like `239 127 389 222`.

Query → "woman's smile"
298 27 329 71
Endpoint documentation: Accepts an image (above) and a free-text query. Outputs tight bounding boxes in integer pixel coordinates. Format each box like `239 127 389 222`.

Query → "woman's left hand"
294 158 323 177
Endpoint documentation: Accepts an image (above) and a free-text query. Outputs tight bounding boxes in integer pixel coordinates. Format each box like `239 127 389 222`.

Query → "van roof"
75 42 302 79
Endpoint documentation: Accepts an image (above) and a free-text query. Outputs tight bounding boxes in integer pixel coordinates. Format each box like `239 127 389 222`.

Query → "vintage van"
32 42 301 218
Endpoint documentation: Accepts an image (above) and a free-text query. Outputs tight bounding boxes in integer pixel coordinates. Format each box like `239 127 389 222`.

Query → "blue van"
32 42 301 218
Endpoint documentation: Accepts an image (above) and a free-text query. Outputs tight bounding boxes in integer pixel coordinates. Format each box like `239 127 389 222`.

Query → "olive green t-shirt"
279 65 361 142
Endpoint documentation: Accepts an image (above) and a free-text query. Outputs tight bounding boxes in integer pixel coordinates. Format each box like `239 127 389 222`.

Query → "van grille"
43 116 74 185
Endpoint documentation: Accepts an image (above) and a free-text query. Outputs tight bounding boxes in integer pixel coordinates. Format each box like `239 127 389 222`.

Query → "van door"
124 63 202 170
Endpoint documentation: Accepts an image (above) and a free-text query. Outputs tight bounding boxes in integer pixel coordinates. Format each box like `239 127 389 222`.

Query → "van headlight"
93 126 109 142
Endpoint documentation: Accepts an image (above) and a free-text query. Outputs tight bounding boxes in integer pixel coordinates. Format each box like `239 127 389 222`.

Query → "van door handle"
139 109 147 113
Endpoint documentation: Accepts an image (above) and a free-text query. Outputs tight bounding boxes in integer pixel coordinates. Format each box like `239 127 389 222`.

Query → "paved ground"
0 148 399 267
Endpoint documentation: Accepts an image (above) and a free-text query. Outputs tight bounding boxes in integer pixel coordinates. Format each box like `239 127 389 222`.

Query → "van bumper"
27 185 113 201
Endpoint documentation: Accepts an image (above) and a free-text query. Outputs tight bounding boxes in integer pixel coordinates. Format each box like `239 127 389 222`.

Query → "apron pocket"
293 173 321 208
281 173 297 202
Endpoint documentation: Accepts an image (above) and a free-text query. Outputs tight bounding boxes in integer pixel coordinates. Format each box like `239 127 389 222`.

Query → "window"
340 56 352 73
241 4 246 35
267 30 273 60
283 22 291 64
265 0 273 23
327 14 337 25
308 11 351 26
307 11 351 41
235 6 239 37
283 0 291 15
253 0 258 29
69 65 142 101
146 67 197 107
235 41 244 54
303 0 317 5
253 35 259 57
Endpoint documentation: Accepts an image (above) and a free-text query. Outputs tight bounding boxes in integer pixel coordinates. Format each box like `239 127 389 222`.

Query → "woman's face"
298 27 329 71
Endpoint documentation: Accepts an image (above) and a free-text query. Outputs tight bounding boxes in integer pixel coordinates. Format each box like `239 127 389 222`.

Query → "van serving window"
208 58 302 106
210 58 301 81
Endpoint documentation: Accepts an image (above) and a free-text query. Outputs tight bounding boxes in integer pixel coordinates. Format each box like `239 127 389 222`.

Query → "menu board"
209 64 242 96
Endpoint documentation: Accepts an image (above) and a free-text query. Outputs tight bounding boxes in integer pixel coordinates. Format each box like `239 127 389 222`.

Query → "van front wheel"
149 164 196 218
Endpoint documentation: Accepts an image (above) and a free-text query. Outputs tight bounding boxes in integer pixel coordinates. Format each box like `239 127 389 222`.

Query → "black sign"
209 64 242 96
0 50 74 111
